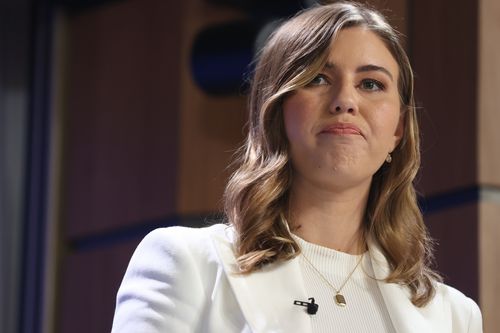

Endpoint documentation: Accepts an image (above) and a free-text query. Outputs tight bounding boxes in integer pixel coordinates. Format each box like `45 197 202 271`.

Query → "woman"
111 2 483 332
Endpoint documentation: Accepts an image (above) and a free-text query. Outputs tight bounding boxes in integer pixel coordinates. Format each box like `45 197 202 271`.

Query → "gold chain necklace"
300 250 364 307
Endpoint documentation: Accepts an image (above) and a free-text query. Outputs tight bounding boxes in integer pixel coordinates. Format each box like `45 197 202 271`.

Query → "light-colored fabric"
293 234 396 333
111 224 483 333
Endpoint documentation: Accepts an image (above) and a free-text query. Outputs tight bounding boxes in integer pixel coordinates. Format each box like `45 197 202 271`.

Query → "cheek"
369 103 402 147
374 100 400 130
283 96 312 142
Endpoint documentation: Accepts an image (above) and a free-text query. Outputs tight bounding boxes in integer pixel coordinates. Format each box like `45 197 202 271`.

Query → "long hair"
223 1 441 307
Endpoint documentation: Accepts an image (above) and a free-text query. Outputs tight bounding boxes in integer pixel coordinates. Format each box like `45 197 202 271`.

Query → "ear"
391 112 405 151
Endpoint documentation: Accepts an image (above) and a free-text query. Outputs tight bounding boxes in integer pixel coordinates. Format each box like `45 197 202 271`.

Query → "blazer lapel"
211 228 312 333
369 240 449 333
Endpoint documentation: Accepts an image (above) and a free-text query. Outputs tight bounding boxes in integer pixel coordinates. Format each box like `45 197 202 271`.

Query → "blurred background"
1 0 499 332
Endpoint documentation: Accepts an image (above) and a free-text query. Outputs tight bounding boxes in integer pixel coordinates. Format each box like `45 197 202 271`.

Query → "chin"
322 161 376 190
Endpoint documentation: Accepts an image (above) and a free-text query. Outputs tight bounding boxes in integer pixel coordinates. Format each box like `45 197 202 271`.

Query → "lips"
320 123 363 136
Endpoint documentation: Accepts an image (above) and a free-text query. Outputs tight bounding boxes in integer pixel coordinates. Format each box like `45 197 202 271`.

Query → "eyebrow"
324 62 394 82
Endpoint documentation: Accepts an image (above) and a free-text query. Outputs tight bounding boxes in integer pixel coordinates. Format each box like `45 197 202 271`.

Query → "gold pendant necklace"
301 251 364 307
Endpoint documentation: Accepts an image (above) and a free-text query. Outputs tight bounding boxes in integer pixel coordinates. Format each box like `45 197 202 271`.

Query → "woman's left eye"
360 79 385 91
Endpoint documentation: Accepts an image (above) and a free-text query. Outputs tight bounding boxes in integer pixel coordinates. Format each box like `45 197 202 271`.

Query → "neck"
287 177 371 255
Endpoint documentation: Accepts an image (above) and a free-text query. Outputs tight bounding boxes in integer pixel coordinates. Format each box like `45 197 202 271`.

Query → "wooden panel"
411 0 478 195
425 203 479 301
177 0 247 214
58 239 141 333
63 0 184 237
479 198 500 333
478 1 500 329
479 0 500 186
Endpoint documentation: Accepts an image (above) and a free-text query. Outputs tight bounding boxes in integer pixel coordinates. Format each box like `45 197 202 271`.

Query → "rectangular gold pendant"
335 293 346 307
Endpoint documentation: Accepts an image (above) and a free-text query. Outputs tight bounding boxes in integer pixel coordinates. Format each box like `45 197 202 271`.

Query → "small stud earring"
385 153 392 163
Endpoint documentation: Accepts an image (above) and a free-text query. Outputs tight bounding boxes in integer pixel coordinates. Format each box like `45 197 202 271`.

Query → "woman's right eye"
308 74 329 86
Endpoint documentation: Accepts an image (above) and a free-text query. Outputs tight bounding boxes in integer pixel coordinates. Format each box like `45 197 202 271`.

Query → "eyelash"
308 74 386 92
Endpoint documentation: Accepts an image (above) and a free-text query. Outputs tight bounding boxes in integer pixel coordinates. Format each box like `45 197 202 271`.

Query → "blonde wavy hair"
223 1 441 306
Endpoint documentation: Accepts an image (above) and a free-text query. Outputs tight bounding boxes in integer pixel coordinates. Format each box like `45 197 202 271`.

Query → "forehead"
325 27 399 79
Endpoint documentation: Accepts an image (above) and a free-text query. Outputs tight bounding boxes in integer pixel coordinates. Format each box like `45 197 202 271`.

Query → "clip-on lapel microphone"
293 297 319 315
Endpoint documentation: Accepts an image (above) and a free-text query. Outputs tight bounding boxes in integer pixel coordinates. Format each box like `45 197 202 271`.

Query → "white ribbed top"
292 234 396 333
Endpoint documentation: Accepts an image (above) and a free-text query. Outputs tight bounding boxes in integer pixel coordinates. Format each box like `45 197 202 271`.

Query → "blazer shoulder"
143 222 229 246
112 223 230 332
436 283 483 333
137 223 231 264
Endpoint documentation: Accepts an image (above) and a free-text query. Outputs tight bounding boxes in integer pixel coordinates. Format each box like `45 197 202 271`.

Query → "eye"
360 79 385 91
308 74 329 86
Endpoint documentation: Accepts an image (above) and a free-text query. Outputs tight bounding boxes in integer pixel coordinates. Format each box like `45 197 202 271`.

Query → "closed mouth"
320 123 363 137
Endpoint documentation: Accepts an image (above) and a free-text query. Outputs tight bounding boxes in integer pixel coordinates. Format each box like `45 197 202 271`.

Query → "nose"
329 84 358 114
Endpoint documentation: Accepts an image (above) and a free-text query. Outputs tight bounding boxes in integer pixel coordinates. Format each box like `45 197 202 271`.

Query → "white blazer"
111 224 483 333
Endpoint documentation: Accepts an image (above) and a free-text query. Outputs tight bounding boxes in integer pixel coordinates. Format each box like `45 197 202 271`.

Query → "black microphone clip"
293 297 319 315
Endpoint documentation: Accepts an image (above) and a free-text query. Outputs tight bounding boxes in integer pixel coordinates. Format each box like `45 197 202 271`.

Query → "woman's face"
283 27 403 191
